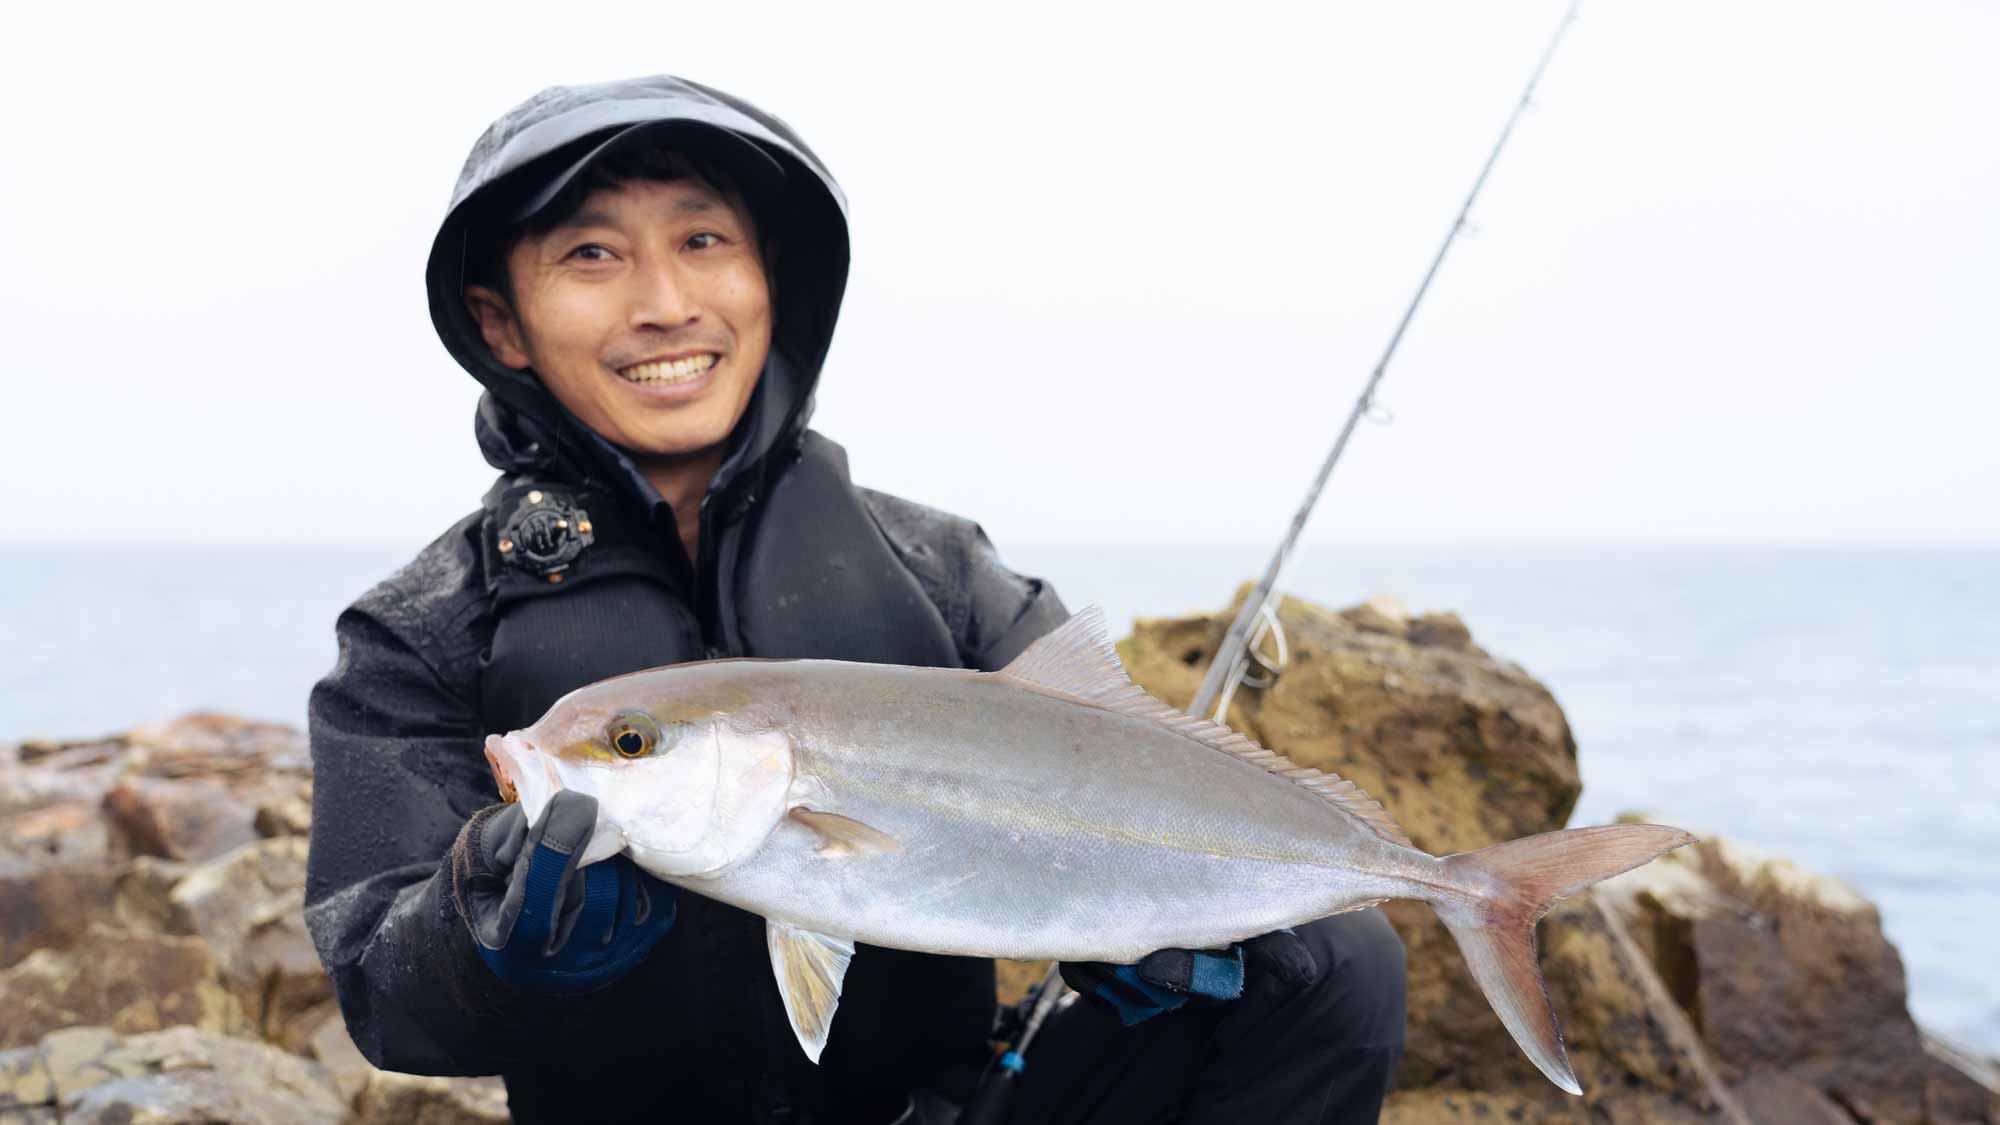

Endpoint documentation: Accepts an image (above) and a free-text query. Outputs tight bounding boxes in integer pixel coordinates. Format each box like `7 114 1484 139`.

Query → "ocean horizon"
4 541 1994 1052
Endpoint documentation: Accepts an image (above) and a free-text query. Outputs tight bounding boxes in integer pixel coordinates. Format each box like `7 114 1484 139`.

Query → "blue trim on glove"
477 848 678 993
1186 947 1245 1000
1102 963 1190 1025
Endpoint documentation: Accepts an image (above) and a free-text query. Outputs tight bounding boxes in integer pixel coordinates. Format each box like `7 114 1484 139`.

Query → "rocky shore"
3 596 1995 1122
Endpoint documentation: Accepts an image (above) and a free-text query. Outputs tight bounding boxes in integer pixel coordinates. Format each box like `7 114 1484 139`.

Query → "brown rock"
102 780 258 864
1727 1071 1853 1123
252 784 313 839
1382 1088 1593 1123
352 1072 512 1125
1388 890 1752 1120
0 925 252 1049
1606 836 1934 1122
27 1024 342 1124
1408 611 1474 651
993 959 1048 1007
126 713 309 775
0 1043 55 1111
1339 593 1411 637
1120 588 1580 858
0 865 117 970
305 1006 511 1121
64 1072 341 1125
169 837 329 1042
1922 1032 2000 1123
307 1010 376 1106
109 858 197 937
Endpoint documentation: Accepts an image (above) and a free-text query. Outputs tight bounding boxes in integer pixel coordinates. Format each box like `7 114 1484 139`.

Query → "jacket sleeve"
304 593 581 1074
859 488 1070 671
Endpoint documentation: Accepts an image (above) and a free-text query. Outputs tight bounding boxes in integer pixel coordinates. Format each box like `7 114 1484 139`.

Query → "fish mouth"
484 733 560 813
483 735 520 803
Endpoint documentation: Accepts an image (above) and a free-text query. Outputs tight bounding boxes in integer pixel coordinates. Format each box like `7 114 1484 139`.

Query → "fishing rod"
960 5 1586 1117
1192 0 1583 720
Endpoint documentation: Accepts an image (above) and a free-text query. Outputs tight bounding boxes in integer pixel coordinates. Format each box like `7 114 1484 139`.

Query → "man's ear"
465 285 532 370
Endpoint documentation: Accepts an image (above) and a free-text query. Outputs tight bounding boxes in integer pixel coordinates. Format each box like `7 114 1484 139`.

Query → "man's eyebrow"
543 194 725 237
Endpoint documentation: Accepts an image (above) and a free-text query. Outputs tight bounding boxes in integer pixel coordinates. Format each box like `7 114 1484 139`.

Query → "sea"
3 542 1994 1053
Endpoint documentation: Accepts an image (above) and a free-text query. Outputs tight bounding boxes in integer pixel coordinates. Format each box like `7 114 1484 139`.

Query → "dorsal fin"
995 608 1415 850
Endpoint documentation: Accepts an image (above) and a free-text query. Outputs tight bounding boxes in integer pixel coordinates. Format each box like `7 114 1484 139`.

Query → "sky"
2 0 1994 548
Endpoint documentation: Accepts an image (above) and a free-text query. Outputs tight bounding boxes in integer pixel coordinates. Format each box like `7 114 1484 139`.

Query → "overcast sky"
2 1 1994 547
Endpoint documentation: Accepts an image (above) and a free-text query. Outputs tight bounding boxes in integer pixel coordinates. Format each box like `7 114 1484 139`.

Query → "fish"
483 607 1692 1094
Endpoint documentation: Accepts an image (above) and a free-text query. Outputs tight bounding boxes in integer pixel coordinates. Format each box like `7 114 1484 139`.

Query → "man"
305 76 1407 1124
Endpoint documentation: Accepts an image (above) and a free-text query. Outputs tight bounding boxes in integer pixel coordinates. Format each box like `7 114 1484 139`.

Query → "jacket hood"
426 76 850 501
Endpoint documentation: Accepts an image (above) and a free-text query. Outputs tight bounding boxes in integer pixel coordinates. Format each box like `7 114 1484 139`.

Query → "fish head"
484 667 795 877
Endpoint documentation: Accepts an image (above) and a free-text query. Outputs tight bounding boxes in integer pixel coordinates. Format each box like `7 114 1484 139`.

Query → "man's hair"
466 142 755 301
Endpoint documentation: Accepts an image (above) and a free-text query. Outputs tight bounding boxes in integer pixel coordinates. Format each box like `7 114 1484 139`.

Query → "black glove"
1060 929 1318 1026
449 790 678 993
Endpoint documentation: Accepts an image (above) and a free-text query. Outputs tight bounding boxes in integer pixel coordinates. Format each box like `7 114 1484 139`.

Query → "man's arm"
305 600 564 1074
859 488 1069 671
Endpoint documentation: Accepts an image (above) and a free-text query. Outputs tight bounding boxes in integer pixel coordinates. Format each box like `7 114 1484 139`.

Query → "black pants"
1000 910 1407 1125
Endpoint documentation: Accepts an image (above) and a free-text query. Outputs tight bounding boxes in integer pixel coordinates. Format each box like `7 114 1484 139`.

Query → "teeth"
620 354 718 383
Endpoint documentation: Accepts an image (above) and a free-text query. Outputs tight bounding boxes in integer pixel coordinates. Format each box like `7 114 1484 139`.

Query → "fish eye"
607 711 663 758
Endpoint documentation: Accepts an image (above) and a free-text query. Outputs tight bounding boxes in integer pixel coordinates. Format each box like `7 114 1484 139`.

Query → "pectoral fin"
788 807 901 858
766 920 855 1063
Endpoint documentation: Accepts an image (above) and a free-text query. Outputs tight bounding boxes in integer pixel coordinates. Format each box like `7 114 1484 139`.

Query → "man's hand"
449 790 678 992
1060 930 1318 1026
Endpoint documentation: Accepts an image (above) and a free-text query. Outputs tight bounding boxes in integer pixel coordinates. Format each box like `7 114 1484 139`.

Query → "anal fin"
767 919 856 1063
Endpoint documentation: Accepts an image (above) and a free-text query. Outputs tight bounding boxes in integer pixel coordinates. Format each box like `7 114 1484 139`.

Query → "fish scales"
697 660 1422 962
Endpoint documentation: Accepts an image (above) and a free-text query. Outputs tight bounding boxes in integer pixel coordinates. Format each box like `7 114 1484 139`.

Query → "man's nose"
627 256 699 330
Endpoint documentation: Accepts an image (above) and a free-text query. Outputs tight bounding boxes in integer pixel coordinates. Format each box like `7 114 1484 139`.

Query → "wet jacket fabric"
303 77 1066 1123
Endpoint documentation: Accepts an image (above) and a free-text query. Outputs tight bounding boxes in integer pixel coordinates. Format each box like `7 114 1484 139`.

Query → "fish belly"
684 664 1424 962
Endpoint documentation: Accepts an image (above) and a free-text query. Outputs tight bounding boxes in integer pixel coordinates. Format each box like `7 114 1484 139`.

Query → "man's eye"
566 243 614 262
685 232 721 251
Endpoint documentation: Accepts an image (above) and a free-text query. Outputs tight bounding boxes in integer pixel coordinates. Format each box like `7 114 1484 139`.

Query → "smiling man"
305 77 1406 1124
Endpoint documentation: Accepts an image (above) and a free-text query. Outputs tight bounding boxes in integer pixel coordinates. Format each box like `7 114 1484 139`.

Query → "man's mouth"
617 353 719 385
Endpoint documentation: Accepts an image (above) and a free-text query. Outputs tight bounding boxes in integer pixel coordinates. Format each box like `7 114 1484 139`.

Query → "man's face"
466 173 773 462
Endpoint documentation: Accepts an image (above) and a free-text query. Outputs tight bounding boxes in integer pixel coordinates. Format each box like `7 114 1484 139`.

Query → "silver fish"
484 608 1691 1093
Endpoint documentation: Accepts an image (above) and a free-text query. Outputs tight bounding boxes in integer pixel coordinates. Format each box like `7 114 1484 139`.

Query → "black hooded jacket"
304 77 1067 1123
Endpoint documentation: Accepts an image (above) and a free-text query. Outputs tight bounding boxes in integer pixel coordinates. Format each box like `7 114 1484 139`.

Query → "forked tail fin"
1435 824 1695 1094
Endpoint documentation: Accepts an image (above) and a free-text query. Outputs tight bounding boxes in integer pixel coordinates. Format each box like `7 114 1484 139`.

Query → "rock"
253 783 312 839
110 857 197 936
0 925 252 1049
102 780 259 864
64 1072 340 1125
306 1009 377 1106
1381 1088 1592 1123
1387 890 1754 1122
993 959 1047 1007
1123 593 1995 1120
0 1043 55 1111
4 1024 344 1124
1407 611 1473 651
302 1009 511 1123
351 1071 512 1125
0 865 118 971
1603 834 1949 1123
1120 588 1580 858
1340 593 1411 637
1923 1032 2000 1124
126 713 310 776
170 837 330 1042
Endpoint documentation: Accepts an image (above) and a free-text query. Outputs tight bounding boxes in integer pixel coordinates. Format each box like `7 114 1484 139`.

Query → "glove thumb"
482 790 600 953
1242 928 1318 992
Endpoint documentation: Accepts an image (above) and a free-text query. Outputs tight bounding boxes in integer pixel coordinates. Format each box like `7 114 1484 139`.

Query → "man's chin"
611 428 735 466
